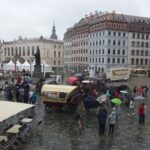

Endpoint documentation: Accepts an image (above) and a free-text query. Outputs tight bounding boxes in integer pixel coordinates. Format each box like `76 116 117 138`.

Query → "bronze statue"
34 49 41 65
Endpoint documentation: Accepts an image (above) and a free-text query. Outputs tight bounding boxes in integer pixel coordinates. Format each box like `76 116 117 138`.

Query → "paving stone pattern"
19 77 150 150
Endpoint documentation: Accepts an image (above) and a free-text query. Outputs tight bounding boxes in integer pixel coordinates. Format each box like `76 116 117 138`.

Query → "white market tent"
20 60 30 71
4 60 14 71
41 60 52 73
16 60 21 67
0 101 34 122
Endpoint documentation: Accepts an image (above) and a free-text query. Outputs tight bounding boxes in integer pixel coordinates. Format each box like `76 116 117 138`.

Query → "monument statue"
32 48 43 84
34 49 41 65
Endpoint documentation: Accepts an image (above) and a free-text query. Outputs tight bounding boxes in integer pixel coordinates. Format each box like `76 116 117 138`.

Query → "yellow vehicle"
41 84 78 110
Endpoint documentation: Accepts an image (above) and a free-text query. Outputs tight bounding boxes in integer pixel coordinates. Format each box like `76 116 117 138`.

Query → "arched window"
132 49 134 55
58 51 60 57
131 58 134 64
136 58 139 65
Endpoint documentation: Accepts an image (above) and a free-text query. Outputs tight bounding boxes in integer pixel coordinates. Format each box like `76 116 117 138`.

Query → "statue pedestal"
32 65 43 84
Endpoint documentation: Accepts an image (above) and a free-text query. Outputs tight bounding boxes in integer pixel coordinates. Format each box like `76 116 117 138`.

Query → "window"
141 50 144 56
136 59 139 64
108 40 111 45
132 33 135 38
102 49 104 54
118 41 120 46
122 49 125 55
123 41 126 46
102 58 104 63
54 45 56 48
11 47 14 56
103 40 105 45
108 49 110 54
117 58 120 63
93 41 95 46
54 51 56 57
32 46 34 56
96 41 98 46
113 49 115 55
15 47 18 55
122 58 125 64
108 31 111 36
113 32 116 36
123 32 126 37
54 60 56 65
137 41 140 47
113 40 116 45
132 49 134 55
118 32 121 36
140 59 143 64
99 58 101 63
99 49 101 54
142 34 144 39
141 42 144 47
19 47 21 56
145 50 148 56
137 33 140 39
137 50 139 55
118 49 120 55
58 51 61 57
132 41 135 47
58 60 60 65
4 48 7 56
99 40 101 45
146 34 149 40
145 59 148 65
107 58 110 63
23 47 25 56
131 58 134 64
112 58 115 63
146 42 148 48
27 47 30 56
8 48 10 56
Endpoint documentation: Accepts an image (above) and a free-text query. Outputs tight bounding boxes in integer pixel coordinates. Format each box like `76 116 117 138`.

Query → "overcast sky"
0 0 150 41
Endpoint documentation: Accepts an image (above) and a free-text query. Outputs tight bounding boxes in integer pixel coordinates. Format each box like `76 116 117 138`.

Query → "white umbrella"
134 96 145 100
96 94 107 103
120 90 128 94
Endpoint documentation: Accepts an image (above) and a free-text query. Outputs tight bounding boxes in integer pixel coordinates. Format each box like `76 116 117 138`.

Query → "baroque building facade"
1 25 64 71
64 11 150 73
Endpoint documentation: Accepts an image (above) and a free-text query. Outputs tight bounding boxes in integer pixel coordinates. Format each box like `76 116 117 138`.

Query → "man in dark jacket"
96 104 108 136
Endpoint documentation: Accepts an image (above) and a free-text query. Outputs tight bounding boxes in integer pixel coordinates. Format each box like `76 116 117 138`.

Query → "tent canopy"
0 101 34 122
16 60 21 66
7 60 14 65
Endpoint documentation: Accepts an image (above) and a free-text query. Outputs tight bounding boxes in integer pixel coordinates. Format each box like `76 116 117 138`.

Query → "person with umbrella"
96 104 108 136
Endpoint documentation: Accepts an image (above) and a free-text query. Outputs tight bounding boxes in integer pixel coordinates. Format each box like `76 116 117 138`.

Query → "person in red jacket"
138 103 145 124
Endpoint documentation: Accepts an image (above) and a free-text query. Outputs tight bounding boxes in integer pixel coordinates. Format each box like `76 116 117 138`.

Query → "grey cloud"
0 0 150 41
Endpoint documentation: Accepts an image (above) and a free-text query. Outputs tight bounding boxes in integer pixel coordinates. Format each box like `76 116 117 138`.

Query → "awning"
0 101 34 122
41 84 77 94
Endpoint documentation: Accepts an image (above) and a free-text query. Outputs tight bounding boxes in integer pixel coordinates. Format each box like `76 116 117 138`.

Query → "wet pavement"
17 77 150 150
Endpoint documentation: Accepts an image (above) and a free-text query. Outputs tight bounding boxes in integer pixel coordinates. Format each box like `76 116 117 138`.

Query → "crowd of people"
3 76 37 104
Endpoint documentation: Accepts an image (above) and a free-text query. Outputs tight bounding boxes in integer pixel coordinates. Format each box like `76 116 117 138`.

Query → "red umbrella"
66 76 80 85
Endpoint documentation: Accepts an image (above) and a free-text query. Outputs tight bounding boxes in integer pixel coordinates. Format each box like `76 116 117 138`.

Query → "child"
31 92 37 104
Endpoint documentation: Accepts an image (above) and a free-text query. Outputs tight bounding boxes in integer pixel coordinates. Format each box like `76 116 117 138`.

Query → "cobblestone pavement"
19 77 150 150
